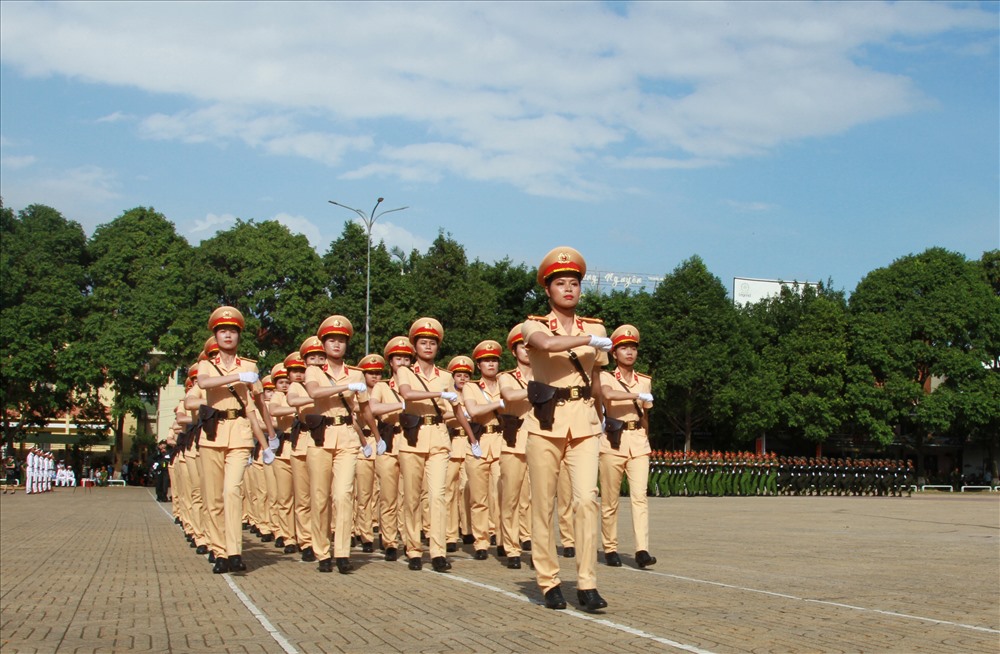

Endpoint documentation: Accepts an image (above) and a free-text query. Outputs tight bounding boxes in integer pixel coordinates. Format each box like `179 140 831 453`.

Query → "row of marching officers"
166 245 656 613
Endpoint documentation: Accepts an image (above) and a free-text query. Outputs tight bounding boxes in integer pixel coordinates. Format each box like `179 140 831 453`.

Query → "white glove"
637 393 654 403
268 436 280 450
362 443 373 458
377 439 387 455
348 382 367 393
440 391 459 403
589 335 613 352
470 441 482 459
239 372 260 384
262 448 275 465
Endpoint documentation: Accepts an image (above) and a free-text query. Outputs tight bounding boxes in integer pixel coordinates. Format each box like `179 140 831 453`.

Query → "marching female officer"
599 325 657 569
463 341 505 560
497 324 534 569
521 247 612 612
286 343 321 562
301 316 380 574
396 318 478 572
197 306 277 574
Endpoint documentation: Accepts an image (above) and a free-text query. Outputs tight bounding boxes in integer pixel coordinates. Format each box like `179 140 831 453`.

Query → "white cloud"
189 212 236 235
0 155 37 170
1 2 994 198
366 219 432 255
95 111 131 123
271 212 322 249
0 165 122 229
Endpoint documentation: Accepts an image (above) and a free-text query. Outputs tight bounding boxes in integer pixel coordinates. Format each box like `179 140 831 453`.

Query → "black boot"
604 551 622 567
635 550 657 568
228 555 246 572
543 585 566 610
576 589 608 612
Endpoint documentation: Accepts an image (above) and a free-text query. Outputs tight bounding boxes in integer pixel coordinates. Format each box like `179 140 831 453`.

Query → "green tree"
82 207 192 470
0 204 102 448
644 256 746 451
191 219 331 372
848 248 996 475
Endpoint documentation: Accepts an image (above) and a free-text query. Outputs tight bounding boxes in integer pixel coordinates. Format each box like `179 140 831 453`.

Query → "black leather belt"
624 420 640 431
554 386 590 401
218 408 247 421
448 428 462 438
417 415 442 426
482 424 502 434
321 415 353 426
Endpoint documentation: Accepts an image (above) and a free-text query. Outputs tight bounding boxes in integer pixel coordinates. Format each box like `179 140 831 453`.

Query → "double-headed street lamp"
328 197 408 354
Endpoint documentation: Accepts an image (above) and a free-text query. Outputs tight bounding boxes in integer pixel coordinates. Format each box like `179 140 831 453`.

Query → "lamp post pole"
327 198 408 354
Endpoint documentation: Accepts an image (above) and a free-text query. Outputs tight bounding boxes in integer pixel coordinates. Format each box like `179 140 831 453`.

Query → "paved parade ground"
1 487 997 654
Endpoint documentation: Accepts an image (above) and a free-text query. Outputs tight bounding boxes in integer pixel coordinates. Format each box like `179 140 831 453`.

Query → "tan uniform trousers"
262 460 278 537
199 446 251 557
400 449 449 559
290 455 312 550
168 463 178 517
444 454 464 543
498 452 530 556
354 449 377 545
184 451 208 548
255 463 272 536
270 458 294 544
243 464 257 525
527 433 600 593
307 445 357 560
599 452 651 553
558 458 574 548
174 458 190 527
375 454 401 549
465 454 501 550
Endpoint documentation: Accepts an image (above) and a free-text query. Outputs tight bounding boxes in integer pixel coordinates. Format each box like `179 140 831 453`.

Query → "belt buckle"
422 416 435 426
224 409 239 420
569 387 580 400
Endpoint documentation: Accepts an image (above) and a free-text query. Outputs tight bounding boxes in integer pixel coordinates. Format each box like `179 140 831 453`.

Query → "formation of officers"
165 246 654 612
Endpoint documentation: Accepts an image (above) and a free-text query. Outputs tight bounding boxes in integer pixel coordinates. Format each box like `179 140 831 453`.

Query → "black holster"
377 420 399 452
527 381 557 430
288 417 301 450
198 405 220 442
499 414 524 447
469 422 485 439
274 429 288 456
399 414 422 447
303 414 326 446
604 416 625 450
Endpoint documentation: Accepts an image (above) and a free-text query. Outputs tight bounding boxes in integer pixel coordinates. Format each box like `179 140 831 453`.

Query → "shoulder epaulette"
579 316 604 324
347 365 363 372
527 315 549 323
243 357 258 363
636 371 652 379
501 369 518 375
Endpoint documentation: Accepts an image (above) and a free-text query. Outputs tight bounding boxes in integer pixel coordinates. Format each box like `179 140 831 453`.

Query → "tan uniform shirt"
462 379 503 460
302 363 368 451
498 368 531 454
599 369 653 458
521 312 608 440
197 355 260 449
371 380 404 456
285 381 312 457
395 364 457 454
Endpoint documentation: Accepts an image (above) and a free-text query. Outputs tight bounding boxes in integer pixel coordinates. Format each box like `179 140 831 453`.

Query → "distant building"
733 277 817 306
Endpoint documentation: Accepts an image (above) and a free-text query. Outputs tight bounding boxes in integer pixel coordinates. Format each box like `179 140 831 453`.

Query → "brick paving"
1 486 997 653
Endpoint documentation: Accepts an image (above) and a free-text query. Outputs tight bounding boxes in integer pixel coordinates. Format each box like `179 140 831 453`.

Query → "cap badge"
557 252 569 263
222 310 232 319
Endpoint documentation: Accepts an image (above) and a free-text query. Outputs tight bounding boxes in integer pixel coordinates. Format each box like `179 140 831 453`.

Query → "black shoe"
496 545 507 558
186 533 194 542
507 556 521 569
474 549 488 560
635 550 657 568
421 531 429 545
212 558 230 574
283 544 297 554
318 558 333 573
543 585 566 610
577 589 608 612
408 557 422 571
260 533 274 543
189 539 197 548
228 555 246 572
361 541 374 553
384 547 398 562
605 551 623 567
462 534 475 545
250 525 260 536
521 540 532 552
489 534 497 546
431 556 451 572
336 557 353 574
562 546 575 558
350 535 357 548
301 547 316 563
196 545 209 555
174 517 181 525
242 522 250 531
446 542 457 553
274 537 285 548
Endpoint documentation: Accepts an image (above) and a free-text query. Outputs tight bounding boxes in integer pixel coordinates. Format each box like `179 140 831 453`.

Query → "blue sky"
1 1 997 296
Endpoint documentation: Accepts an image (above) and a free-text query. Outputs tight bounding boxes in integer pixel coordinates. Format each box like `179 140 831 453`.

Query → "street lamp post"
328 198 408 354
